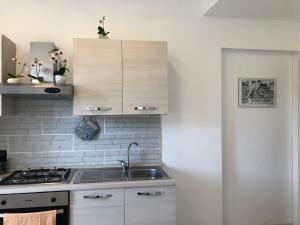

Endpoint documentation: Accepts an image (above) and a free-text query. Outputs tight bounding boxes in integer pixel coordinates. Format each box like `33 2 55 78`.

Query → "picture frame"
238 78 276 108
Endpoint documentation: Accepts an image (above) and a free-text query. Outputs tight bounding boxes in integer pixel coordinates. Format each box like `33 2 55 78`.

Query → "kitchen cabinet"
70 185 176 225
125 186 176 225
73 39 123 115
0 35 16 116
122 41 168 115
73 39 168 115
70 188 124 225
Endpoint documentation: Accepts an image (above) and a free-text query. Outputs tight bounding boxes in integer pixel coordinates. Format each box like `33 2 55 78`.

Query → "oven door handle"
55 209 64 215
0 209 64 218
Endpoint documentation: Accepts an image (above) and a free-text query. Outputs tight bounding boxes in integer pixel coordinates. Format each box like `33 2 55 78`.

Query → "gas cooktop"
0 168 74 185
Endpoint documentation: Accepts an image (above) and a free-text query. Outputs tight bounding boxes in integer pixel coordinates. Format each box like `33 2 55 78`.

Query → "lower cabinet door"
125 186 176 225
70 188 124 225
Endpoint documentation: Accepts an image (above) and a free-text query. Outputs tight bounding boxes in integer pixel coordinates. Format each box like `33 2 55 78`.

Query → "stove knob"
1 200 6 205
51 197 56 203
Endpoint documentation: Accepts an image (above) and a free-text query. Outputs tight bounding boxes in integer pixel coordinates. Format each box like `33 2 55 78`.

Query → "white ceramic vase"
7 78 20 84
31 79 41 84
55 75 66 85
98 35 109 39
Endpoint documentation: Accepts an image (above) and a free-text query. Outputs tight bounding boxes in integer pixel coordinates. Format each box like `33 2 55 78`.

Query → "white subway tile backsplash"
83 156 104 162
0 136 7 150
2 99 162 170
84 151 104 157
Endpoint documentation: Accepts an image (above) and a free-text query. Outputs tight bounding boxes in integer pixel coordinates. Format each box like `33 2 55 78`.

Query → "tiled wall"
0 99 162 170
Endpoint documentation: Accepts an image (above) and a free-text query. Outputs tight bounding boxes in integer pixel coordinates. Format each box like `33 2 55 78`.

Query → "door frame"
292 53 300 225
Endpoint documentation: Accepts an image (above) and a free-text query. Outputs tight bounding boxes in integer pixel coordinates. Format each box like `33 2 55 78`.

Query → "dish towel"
3 210 56 225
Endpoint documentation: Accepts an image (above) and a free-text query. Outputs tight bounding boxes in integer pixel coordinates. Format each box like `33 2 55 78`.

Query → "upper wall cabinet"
73 39 168 115
122 41 168 115
73 39 123 115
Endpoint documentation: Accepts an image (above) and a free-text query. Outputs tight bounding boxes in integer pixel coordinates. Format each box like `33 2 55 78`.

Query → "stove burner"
0 168 72 185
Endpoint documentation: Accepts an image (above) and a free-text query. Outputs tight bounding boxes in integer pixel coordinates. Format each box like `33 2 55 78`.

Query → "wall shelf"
0 83 74 99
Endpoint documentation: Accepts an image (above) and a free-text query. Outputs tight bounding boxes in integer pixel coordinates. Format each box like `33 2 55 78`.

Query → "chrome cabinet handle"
85 107 112 111
83 194 113 199
134 106 158 111
137 191 165 196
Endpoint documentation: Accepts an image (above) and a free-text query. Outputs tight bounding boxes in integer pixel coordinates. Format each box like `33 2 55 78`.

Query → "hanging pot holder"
75 116 100 140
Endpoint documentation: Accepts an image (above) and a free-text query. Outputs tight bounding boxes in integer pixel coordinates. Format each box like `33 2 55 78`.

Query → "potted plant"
49 49 69 84
98 16 110 39
28 57 44 84
7 58 26 84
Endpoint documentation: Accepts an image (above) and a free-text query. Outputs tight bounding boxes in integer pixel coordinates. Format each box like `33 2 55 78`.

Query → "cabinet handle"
85 107 112 111
137 191 165 196
134 106 158 111
83 194 113 199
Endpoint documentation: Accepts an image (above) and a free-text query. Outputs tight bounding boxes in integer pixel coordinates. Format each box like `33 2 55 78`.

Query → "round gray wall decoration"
75 117 100 141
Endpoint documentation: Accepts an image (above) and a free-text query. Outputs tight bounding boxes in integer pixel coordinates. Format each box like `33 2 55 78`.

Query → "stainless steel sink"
73 167 169 184
73 168 124 184
127 167 169 181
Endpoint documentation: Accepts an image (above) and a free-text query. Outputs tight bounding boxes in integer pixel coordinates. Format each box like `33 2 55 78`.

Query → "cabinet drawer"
125 186 176 225
70 205 124 225
70 188 124 207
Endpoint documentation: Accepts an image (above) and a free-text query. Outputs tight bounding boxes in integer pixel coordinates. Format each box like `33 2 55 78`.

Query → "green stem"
35 66 39 78
16 65 25 77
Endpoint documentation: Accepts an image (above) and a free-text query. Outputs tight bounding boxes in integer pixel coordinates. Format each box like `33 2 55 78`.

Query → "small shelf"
0 83 74 99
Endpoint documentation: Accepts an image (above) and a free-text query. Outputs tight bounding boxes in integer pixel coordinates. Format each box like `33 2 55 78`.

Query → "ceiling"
203 0 300 21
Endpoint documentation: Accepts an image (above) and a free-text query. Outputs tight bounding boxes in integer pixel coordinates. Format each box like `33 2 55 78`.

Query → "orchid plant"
48 48 69 77
98 16 110 38
28 57 44 82
7 58 26 79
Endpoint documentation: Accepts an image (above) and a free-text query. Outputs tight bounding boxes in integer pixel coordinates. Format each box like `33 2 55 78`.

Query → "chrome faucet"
119 142 142 173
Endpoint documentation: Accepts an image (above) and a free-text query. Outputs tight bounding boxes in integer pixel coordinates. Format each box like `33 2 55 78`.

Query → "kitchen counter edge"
0 178 176 195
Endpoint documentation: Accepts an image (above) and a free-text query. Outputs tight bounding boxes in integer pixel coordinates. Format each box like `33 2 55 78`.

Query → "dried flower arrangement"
98 16 110 39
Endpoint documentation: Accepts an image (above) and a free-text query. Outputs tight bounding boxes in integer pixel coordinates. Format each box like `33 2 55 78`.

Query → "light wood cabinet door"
125 186 176 225
70 188 124 225
73 39 122 115
122 41 168 115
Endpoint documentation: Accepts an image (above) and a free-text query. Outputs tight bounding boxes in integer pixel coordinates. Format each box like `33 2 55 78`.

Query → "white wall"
0 1 299 225
222 49 293 225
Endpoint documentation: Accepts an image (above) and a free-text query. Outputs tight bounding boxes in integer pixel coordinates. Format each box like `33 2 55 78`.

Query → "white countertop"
0 169 176 194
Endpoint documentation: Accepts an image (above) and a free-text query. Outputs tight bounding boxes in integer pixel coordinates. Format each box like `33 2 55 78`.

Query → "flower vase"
98 35 109 40
7 78 20 84
54 75 66 85
31 79 41 84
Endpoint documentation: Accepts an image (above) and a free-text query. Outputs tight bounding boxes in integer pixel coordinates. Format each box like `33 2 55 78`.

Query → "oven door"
0 205 69 225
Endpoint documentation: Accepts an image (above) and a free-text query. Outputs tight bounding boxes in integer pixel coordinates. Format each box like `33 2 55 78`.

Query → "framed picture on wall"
238 78 276 108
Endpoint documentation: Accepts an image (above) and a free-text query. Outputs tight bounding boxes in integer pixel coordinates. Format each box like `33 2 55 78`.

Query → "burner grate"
0 168 72 185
